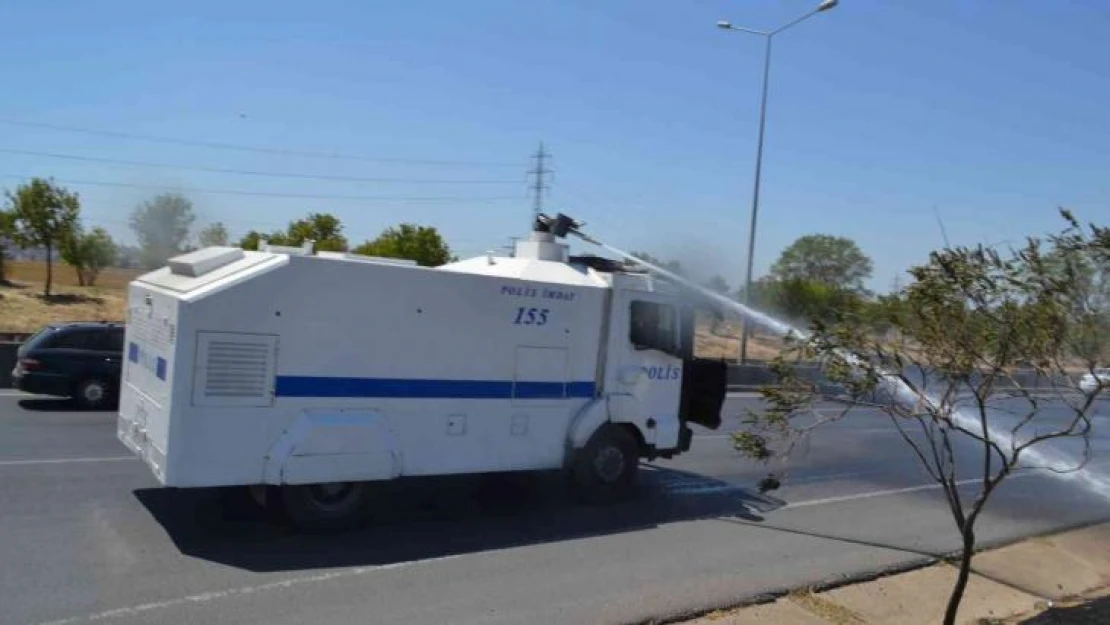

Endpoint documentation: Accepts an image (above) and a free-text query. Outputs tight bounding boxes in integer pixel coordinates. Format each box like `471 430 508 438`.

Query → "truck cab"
603 273 725 455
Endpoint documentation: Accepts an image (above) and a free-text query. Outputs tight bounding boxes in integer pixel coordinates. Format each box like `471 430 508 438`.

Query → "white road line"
696 428 900 440
784 472 1037 509
37 554 464 625
0 390 30 396
0 456 134 467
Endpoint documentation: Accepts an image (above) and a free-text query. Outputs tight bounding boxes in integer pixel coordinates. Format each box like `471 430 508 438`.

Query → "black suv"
12 322 125 409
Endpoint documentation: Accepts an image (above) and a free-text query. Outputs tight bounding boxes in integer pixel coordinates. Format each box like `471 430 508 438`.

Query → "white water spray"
588 239 1110 501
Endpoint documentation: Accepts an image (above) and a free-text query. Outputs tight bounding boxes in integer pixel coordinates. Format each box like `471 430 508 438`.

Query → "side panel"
163 256 609 487
263 410 401 484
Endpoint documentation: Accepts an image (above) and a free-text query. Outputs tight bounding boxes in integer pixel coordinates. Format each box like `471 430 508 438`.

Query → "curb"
650 519 1110 625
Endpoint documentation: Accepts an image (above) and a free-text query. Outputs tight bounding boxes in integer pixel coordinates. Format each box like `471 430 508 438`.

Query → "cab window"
630 300 678 354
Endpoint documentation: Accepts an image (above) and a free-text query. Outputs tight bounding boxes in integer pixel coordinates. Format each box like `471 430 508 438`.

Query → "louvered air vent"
192 332 278 407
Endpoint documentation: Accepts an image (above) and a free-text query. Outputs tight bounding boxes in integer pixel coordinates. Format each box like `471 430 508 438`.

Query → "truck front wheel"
570 424 640 505
278 481 375 532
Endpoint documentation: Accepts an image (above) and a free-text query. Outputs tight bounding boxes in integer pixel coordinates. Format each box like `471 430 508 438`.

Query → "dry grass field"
0 261 138 333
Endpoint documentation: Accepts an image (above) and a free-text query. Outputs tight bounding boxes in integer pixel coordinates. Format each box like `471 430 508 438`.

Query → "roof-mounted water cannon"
516 212 593 261
534 212 601 246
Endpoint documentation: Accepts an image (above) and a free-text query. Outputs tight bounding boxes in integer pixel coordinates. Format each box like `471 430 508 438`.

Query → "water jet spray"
551 213 1110 501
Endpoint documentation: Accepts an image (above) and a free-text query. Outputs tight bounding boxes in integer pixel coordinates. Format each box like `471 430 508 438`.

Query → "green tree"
61 226 117 286
130 193 196 269
238 213 347 252
238 230 265 251
770 234 874 292
286 213 347 251
5 177 81 297
744 276 865 328
197 222 230 247
353 223 453 266
736 210 1107 625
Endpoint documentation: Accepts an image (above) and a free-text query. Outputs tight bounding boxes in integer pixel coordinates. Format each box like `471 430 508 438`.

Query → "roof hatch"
169 247 246 277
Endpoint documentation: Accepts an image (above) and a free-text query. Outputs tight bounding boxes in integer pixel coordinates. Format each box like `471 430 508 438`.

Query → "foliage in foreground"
735 210 1109 625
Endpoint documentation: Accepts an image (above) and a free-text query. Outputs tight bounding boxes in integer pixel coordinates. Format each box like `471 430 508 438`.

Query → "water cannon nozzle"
534 212 588 239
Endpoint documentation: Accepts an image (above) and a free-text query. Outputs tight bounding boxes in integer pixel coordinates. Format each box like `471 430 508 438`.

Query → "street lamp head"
716 20 732 29
817 0 839 12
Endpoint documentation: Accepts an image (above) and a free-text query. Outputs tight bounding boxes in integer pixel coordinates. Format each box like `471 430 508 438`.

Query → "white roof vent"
168 247 246 277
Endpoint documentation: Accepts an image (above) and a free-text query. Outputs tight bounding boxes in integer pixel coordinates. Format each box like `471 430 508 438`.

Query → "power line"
0 174 522 203
0 118 521 168
0 148 524 185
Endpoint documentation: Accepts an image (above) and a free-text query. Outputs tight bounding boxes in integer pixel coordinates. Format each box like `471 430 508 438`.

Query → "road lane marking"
784 472 1038 509
0 456 134 467
0 390 31 396
696 428 901 440
37 553 464 625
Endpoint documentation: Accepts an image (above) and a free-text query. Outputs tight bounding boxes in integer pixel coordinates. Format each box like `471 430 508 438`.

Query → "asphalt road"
2 391 1109 625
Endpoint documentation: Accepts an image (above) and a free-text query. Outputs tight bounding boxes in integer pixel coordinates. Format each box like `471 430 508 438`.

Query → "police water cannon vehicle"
117 213 728 530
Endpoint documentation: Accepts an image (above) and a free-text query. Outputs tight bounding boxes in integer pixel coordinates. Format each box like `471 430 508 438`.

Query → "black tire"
570 424 641 505
278 481 375 533
73 377 113 410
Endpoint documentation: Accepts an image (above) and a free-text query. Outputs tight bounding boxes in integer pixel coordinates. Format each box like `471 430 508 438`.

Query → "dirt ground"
1 261 134 333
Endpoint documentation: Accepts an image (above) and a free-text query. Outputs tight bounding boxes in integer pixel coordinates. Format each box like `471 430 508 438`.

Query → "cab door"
609 292 684 449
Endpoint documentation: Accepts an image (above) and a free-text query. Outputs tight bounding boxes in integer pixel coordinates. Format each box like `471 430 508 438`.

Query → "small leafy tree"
130 193 196 268
238 230 265 251
353 223 453 266
61 226 118 286
239 213 347 252
770 234 874 292
197 222 230 247
286 213 347 252
5 177 81 297
736 210 1108 625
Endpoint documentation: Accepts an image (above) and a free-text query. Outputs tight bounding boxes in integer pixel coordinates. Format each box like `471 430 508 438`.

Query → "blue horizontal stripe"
274 376 596 400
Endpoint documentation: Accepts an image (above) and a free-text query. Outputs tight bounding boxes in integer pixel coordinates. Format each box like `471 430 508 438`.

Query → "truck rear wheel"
278 481 375 532
570 424 640 505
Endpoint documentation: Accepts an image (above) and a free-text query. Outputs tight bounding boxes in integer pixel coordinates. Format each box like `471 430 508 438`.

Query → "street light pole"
718 0 837 363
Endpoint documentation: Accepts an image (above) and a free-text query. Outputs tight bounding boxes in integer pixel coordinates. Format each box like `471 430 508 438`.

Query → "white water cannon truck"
117 213 728 530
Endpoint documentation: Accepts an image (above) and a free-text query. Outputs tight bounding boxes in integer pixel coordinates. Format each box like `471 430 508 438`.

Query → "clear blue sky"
2 0 1107 292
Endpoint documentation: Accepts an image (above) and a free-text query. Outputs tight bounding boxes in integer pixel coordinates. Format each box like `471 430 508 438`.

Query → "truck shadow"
133 465 775 573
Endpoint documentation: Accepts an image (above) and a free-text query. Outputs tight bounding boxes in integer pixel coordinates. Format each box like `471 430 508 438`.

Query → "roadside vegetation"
736 209 1110 625
0 177 458 333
